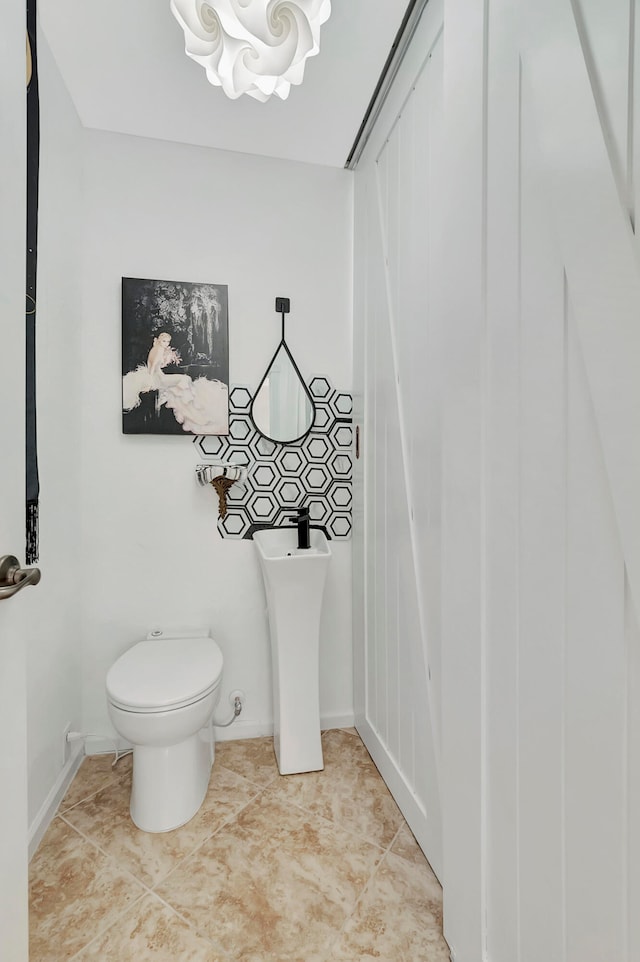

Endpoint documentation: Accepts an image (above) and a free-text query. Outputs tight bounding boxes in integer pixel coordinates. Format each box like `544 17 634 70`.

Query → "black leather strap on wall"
26 0 40 564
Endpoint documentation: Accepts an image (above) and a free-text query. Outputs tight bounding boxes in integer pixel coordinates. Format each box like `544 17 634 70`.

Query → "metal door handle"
0 555 41 600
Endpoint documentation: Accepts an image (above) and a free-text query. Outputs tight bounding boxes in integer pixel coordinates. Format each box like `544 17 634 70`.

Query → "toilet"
106 628 223 833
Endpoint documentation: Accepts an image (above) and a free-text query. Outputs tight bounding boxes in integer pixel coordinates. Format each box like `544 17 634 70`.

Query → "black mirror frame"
249 298 316 445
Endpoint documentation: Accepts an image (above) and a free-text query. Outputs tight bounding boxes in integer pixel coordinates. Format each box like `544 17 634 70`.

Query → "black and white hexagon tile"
194 377 353 540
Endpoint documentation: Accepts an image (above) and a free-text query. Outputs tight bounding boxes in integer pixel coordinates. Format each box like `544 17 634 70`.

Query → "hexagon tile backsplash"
194 376 353 540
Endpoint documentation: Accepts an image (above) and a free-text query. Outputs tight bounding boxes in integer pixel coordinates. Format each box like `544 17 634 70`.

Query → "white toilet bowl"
106 629 223 833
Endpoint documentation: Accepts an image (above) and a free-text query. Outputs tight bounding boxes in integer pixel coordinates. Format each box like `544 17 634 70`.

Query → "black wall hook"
276 297 290 341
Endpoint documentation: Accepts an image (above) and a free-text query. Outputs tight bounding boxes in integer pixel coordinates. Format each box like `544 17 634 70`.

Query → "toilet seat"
106 636 223 713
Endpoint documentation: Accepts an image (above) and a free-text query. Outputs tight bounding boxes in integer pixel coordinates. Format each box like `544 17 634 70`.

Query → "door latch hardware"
0 555 41 600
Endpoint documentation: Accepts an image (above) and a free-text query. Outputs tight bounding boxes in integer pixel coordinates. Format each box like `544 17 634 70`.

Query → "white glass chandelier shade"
170 0 331 102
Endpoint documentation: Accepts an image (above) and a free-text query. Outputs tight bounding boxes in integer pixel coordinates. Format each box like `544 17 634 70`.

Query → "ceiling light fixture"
170 0 331 103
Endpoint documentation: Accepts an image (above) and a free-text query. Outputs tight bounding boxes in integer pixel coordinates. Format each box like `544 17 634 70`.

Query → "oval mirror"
251 341 315 444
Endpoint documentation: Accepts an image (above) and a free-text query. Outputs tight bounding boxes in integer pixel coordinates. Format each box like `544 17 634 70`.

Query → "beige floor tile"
156 791 382 962
29 817 145 961
32 735 434 962
215 736 279 787
63 763 259 886
329 850 450 962
58 753 131 815
267 729 403 848
73 893 226 961
390 821 435 869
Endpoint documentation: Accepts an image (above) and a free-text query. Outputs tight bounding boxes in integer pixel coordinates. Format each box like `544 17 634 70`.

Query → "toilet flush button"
146 627 211 641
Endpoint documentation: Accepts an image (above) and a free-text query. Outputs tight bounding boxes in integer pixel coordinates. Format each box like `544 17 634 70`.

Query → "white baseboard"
74 734 125 757
214 710 355 742
355 716 442 881
321 710 355 731
29 743 84 861
83 711 356 753
215 718 273 742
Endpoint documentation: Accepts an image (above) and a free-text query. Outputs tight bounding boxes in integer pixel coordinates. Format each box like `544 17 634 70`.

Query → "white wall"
0 1 29 956
79 130 354 746
25 32 83 828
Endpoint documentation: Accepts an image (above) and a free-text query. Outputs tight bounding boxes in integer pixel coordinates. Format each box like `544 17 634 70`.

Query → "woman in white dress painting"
122 330 228 435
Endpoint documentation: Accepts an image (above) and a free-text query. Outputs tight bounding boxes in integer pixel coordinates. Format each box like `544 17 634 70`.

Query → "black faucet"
287 506 311 549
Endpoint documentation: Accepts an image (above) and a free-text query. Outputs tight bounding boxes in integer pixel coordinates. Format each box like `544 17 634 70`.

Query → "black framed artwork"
122 277 229 435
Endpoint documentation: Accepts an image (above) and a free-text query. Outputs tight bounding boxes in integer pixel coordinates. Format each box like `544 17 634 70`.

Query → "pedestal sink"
253 527 331 775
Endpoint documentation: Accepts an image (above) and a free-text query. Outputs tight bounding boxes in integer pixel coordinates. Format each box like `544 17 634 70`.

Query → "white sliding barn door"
355 0 640 959
353 0 445 881
440 0 640 959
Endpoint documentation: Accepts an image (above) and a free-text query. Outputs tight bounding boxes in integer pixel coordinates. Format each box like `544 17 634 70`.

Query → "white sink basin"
253 526 331 775
253 526 331 560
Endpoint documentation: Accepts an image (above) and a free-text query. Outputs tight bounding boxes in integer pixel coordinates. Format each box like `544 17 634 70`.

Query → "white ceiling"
39 1 409 168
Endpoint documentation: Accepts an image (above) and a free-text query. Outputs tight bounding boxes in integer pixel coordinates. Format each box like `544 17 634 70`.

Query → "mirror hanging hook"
275 296 290 343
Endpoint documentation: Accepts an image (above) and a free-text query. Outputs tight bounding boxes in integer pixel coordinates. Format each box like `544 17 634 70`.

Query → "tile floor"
29 728 450 961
